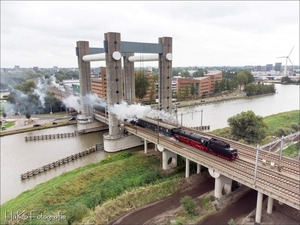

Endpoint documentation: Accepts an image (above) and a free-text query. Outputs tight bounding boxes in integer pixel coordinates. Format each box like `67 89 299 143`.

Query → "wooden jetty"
20 144 104 181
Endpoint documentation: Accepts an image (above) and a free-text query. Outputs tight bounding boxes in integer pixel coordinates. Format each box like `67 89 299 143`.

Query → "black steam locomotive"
131 117 238 161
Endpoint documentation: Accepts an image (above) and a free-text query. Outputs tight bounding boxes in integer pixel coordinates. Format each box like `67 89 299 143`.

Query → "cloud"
1 1 299 68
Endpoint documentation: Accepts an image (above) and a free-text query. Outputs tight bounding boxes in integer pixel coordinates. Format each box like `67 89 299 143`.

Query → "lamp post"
254 145 260 185
157 117 160 144
278 136 284 172
200 109 203 130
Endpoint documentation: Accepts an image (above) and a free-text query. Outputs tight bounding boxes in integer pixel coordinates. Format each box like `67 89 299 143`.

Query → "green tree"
225 79 232 91
149 82 156 102
237 71 248 92
244 83 259 96
14 81 36 94
181 70 190 77
180 196 195 214
220 80 226 91
184 85 189 99
214 80 220 93
243 70 254 84
177 89 182 100
227 110 268 144
135 71 150 101
190 83 196 98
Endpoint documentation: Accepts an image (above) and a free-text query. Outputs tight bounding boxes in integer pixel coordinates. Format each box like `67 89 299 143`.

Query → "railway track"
125 123 300 209
180 126 300 177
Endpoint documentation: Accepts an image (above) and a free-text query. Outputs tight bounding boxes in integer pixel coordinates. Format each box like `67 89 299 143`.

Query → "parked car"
33 124 41 127
69 117 76 121
52 122 57 125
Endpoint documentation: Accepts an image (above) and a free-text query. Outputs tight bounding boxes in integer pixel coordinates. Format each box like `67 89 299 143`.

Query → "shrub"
228 218 236 225
67 202 89 224
180 196 195 214
274 127 293 137
290 123 299 132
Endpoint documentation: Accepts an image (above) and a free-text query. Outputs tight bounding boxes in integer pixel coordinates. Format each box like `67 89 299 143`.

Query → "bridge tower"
75 32 173 151
158 37 173 113
76 41 108 133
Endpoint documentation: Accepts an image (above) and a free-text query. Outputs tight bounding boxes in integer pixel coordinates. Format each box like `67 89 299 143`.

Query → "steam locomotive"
131 117 238 161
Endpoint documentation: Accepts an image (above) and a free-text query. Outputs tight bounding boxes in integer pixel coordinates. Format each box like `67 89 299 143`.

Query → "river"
0 84 299 205
177 84 299 130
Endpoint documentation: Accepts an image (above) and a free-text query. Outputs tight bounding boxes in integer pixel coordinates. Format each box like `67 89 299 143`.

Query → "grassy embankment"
211 110 299 157
0 152 188 225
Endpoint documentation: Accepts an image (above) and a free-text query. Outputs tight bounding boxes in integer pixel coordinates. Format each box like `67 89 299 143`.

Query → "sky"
1 1 299 69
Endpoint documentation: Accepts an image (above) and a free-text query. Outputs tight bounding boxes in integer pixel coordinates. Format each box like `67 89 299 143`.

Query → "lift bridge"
75 32 299 224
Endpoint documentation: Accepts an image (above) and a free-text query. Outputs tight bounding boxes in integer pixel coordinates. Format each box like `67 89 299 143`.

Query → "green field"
263 110 299 134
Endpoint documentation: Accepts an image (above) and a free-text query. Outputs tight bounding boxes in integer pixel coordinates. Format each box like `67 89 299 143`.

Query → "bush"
67 202 89 224
274 127 293 137
180 196 195 214
290 123 299 132
228 218 236 225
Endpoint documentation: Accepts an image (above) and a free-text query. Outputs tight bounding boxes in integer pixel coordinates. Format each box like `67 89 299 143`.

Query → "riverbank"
0 151 188 225
0 114 76 137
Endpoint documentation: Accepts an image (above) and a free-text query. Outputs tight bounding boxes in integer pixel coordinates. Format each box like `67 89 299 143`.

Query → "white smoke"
33 78 48 107
110 101 176 124
62 95 81 111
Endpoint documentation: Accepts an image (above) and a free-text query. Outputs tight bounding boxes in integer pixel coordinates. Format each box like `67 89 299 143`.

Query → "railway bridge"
75 32 299 223
93 111 300 223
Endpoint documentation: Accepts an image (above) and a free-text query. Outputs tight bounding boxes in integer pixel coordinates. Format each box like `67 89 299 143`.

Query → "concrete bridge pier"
267 196 274 214
144 139 148 154
186 158 190 178
197 164 201 174
255 191 264 223
208 168 232 199
157 145 177 170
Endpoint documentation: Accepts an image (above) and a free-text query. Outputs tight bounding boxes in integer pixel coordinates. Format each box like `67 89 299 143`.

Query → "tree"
225 79 232 91
244 83 259 96
14 81 36 94
177 89 182 100
180 196 195 214
190 83 196 98
149 82 156 103
227 110 268 144
243 70 254 84
237 71 248 92
135 71 150 101
220 80 226 92
214 80 220 93
184 85 189 99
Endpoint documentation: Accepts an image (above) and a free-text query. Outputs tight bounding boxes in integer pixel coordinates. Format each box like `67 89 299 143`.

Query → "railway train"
130 117 238 161
93 104 238 160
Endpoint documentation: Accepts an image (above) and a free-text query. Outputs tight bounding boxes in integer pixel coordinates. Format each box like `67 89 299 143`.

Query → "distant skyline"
1 1 299 68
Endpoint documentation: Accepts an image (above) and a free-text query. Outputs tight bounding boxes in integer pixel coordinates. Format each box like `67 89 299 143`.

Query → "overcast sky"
1 1 299 69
